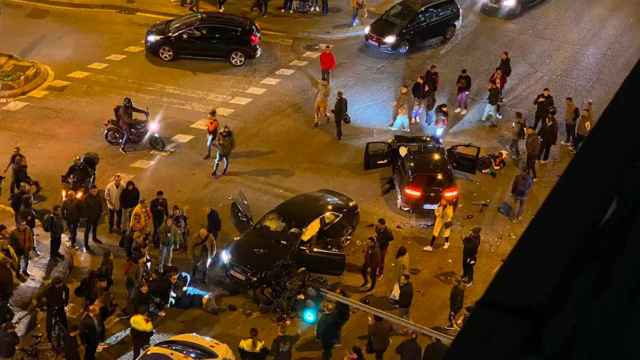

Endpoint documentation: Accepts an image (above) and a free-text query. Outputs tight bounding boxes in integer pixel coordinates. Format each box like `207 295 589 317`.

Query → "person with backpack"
510 169 533 222
44 205 65 261
509 112 527 160
454 69 472 115
333 91 348 140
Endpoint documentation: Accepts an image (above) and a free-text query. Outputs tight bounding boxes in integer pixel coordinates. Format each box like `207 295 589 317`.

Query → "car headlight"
502 0 517 7
221 249 231 264
148 122 160 132
383 35 397 44
364 25 370 34
146 34 163 43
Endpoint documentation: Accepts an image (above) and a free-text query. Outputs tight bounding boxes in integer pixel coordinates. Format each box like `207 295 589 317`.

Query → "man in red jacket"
319 45 336 82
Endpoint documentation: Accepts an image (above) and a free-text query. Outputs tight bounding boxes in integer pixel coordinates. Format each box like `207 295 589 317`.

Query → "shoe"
377 274 384 280
289 9 293 13
540 160 548 164
84 246 92 252
281 8 285 12
119 148 127 154
203 155 210 160
460 110 467 115
93 238 103 244
219 6 224 11
359 282 369 288
568 147 576 153
423 246 433 252
496 114 503 119
533 178 538 182
454 108 461 113
22 271 31 277
313 122 319 128
443 242 450 249
465 281 473 288
211 171 217 177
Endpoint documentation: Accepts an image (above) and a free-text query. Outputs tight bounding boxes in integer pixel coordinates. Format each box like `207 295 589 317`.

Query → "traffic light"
302 306 318 324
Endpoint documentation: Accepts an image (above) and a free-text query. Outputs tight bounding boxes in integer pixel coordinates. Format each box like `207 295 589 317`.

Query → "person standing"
316 304 340 360
390 246 410 302
445 278 465 330
314 80 330 127
120 180 140 235
398 274 413 319
411 75 427 123
424 65 439 96
424 198 454 251
204 109 220 160
0 322 20 359
525 128 541 180
374 218 393 278
63 324 82 360
424 83 436 126
191 228 216 284
391 85 411 126
481 82 501 126
351 0 366 26
131 199 152 240
44 205 65 261
217 0 226 11
533 88 554 130
130 308 154 359
150 190 169 247
561 97 579 145
510 168 533 222
489 68 506 117
360 237 380 291
260 0 269 16
206 208 221 240
333 91 348 140
3 147 26 195
321 0 328 15
454 69 472 115
509 112 526 160
498 51 512 81
571 109 592 152
158 217 181 273
105 174 123 234
10 218 33 277
79 303 105 360
538 110 558 163
395 331 421 360
62 190 81 249
82 186 103 250
212 125 235 177
238 328 269 360
270 325 300 360
462 227 481 286
319 46 336 82
367 315 393 360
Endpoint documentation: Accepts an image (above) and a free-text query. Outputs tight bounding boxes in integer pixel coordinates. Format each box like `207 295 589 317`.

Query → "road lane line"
67 71 91 79
47 80 71 88
217 108 235 116
245 87 267 95
260 77 281 85
190 119 208 130
130 160 155 169
289 60 308 66
87 62 110 70
275 68 295 76
1 101 29 111
105 54 127 61
27 90 49 98
229 97 253 105
123 46 144 53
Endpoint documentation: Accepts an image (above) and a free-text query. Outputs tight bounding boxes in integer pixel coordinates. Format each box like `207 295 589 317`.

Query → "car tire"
104 126 124 145
228 50 247 67
443 26 456 42
397 41 410 55
158 45 175 62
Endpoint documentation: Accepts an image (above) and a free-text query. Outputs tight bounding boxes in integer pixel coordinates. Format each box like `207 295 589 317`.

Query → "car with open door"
221 190 359 286
364 135 479 212
480 0 546 18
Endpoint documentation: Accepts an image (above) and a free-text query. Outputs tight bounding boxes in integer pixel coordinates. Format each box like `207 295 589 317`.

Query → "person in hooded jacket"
411 75 427 123
212 126 235 177
498 51 512 80
62 190 81 248
538 109 559 163
207 208 221 240
119 180 140 235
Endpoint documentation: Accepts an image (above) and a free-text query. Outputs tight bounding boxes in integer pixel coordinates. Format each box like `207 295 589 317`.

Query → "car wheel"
443 26 456 42
397 41 410 55
104 127 124 145
158 45 175 62
339 226 354 247
229 50 247 67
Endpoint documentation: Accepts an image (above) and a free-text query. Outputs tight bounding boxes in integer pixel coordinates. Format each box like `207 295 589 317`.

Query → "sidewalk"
6 0 398 39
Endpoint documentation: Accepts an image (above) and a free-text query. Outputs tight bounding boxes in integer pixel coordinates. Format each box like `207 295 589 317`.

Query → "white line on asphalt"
130 160 155 169
171 134 195 143
260 77 281 85
123 46 144 53
67 71 91 79
1 101 29 111
136 12 173 20
302 51 321 58
87 62 110 70
27 90 49 98
190 119 208 130
262 37 294 46
229 97 253 105
105 54 127 61
217 108 235 116
275 68 295 76
47 80 71 88
289 60 308 66
245 87 267 95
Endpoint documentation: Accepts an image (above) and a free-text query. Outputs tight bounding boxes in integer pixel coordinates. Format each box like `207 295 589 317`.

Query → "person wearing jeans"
203 110 219 160
510 169 533 221
455 69 471 115
481 82 500 126
104 174 123 233
120 180 140 235
462 227 481 286
158 218 181 273
82 186 103 251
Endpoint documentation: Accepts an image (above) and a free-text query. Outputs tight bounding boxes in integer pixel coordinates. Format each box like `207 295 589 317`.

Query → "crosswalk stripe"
123 46 144 53
289 60 308 66
47 79 71 88
28 90 49 98
275 68 295 76
302 51 321 58
260 77 281 85
67 71 91 79
245 87 267 95
105 54 127 61
217 108 235 116
230 97 253 105
130 160 155 168
190 119 208 130
87 62 110 70
171 134 195 143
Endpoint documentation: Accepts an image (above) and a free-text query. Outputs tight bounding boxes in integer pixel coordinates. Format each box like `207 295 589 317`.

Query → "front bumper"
364 35 397 53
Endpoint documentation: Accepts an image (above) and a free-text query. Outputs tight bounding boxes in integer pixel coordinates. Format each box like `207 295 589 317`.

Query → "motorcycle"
61 152 99 200
104 111 165 151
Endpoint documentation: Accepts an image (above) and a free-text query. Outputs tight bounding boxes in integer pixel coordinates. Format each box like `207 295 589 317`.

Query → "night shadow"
17 35 47 58
434 271 458 285
233 149 275 159
295 336 323 352
345 262 362 274
25 7 49 19
228 168 295 178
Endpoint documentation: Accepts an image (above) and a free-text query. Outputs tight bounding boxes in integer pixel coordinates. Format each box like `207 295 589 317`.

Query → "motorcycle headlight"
364 25 370 34
502 0 517 7
221 249 231 264
149 122 160 132
146 34 163 43
383 35 397 44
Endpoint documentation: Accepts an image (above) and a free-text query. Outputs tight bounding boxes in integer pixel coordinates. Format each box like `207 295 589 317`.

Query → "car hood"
228 230 290 274
369 18 404 38
148 20 171 36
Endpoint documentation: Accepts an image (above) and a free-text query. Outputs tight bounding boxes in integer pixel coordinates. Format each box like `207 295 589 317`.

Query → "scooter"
104 111 165 151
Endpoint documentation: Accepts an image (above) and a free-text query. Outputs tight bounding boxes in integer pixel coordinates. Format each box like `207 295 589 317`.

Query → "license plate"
229 270 246 280
423 204 438 210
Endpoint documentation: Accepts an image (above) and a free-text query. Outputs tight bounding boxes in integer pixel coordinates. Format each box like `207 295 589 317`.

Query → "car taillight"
443 187 459 199
250 34 260 45
404 186 422 198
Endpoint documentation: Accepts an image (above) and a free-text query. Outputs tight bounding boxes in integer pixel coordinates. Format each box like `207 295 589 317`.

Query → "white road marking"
123 46 144 53
275 68 295 76
260 77 281 85
1 101 29 111
67 71 91 79
105 54 127 61
262 37 294 46
245 87 267 95
302 51 321 58
150 150 171 156
217 108 235 116
289 60 308 66
171 134 195 143
47 80 71 88
229 97 253 105
130 160 155 169
28 90 49 98
87 62 110 70
190 119 208 130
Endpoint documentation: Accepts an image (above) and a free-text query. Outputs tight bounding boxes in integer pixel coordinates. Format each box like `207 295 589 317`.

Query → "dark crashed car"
364 135 479 212
480 0 546 18
221 190 359 285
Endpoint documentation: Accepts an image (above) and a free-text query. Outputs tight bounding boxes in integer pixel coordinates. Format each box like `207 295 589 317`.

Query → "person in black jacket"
481 82 501 126
398 274 413 319
120 180 140 235
525 128 541 180
446 278 465 330
44 205 65 261
498 51 512 79
454 69 472 115
150 191 169 247
374 218 393 279
62 191 81 248
316 304 340 360
207 208 221 240
79 303 105 360
538 110 559 163
333 91 348 140
82 186 103 250
533 88 554 130
395 331 422 360
63 324 82 360
0 322 19 359
270 324 300 360
462 227 481 286
35 276 69 344
424 64 439 95
411 75 427 123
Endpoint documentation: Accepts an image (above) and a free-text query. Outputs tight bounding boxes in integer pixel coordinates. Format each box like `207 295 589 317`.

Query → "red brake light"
250 34 260 45
404 186 422 198
443 187 459 199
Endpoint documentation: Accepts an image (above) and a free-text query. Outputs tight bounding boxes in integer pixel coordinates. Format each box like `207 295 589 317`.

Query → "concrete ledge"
0 54 52 99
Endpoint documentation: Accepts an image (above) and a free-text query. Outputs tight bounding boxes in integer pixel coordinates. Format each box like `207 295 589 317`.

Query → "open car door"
447 144 481 174
294 217 346 276
230 191 254 234
364 142 392 170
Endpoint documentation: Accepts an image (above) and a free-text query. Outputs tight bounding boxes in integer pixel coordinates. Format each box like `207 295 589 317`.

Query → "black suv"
145 12 261 67
364 135 479 212
365 0 461 54
480 0 546 17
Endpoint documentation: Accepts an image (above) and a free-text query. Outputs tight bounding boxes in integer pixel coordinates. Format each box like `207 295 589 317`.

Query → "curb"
6 0 366 40
0 60 52 99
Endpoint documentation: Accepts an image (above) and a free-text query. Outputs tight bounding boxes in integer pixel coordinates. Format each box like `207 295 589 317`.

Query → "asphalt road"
1 0 639 358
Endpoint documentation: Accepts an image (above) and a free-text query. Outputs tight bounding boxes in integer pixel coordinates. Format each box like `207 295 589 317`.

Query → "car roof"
199 12 254 28
274 190 353 228
147 334 234 359
392 134 443 147
398 0 453 10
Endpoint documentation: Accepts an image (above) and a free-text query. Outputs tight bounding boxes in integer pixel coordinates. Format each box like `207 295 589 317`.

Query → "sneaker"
460 109 467 115
281 8 285 12
219 6 224 12
203 155 210 160
454 108 461 113
119 148 127 155
560 141 569 145
377 274 384 280
211 172 217 177
93 238 103 244
289 9 293 13
540 160 548 164
443 242 450 249
496 114 503 119
464 281 473 288
423 246 433 252
444 324 456 330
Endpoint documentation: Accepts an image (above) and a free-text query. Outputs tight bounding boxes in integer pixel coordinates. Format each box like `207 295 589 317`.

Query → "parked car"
144 12 261 67
480 0 546 18
136 334 235 360
364 0 461 54
221 190 359 286
364 135 479 212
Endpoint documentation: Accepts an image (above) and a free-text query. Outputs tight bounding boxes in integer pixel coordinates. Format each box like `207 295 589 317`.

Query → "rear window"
169 13 200 33
382 3 417 25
